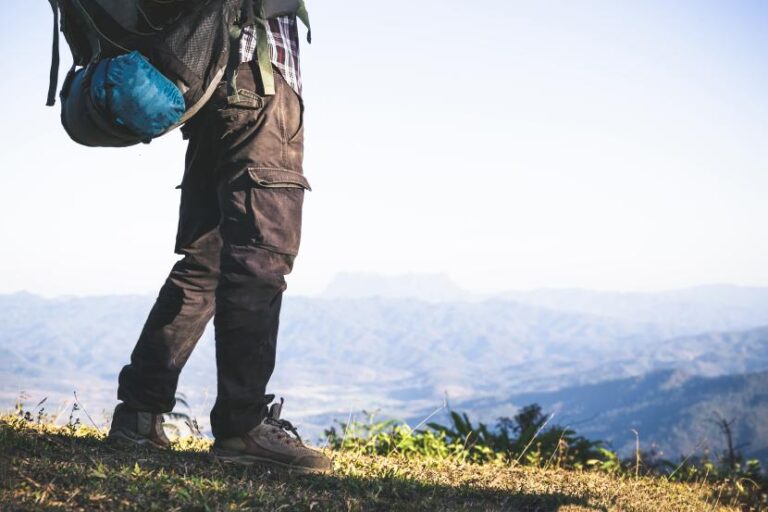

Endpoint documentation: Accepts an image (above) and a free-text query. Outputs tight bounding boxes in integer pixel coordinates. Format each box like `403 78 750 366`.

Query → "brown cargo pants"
117 61 309 439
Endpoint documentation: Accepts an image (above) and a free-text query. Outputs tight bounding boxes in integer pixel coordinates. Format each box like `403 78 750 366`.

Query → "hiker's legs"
117 102 223 413
208 64 307 439
116 62 305 434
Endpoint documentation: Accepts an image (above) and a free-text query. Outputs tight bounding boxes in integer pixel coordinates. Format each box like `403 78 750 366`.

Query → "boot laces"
265 398 303 444
265 416 303 444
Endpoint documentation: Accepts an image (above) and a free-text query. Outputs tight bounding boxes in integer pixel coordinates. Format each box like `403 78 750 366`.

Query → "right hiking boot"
107 403 171 449
212 399 331 474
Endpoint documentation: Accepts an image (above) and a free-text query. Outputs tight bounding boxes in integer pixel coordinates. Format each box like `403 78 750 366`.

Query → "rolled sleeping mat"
61 51 186 147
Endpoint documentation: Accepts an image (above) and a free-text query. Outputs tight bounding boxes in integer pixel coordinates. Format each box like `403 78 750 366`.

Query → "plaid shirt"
240 16 302 96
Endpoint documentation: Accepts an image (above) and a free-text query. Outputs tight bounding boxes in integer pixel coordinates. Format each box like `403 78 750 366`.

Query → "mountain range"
1 277 767 462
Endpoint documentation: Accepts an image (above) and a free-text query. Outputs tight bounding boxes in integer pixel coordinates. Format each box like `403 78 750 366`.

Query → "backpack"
45 0 310 147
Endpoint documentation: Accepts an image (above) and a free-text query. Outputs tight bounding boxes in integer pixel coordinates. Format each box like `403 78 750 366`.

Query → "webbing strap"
255 16 275 96
297 0 311 43
46 0 60 106
251 0 311 97
226 23 243 103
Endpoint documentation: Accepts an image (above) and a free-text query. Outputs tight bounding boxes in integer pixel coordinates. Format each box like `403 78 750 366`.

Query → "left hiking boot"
107 403 171 449
212 399 331 474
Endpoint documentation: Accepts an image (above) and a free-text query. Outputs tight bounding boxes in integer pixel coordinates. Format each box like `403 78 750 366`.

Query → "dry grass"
0 416 739 511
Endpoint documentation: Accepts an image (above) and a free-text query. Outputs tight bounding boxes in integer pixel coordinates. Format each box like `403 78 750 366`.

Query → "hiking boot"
107 403 171 449
212 399 331 474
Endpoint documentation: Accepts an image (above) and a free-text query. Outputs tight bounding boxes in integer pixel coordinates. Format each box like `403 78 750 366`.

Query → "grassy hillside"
0 416 741 511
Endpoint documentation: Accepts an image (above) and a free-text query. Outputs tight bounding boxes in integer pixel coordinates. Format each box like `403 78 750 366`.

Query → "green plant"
325 404 767 509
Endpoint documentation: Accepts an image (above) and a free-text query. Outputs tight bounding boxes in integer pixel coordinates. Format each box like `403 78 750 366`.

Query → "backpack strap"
230 0 311 98
297 0 311 43
46 0 60 106
254 12 276 96
254 0 310 96
46 0 113 106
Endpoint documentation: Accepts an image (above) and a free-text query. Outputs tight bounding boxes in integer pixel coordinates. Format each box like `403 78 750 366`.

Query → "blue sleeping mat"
90 51 185 139
61 51 185 146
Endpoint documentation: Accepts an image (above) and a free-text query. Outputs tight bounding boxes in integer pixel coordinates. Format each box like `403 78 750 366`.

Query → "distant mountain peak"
660 368 692 390
321 273 469 302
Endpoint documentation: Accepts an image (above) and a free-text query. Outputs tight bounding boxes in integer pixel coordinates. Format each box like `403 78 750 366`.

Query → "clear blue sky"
1 0 767 296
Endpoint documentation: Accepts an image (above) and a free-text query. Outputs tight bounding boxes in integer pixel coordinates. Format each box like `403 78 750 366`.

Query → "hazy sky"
1 0 767 297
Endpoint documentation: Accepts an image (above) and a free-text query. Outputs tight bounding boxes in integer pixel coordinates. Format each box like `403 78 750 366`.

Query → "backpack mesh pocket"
150 0 242 107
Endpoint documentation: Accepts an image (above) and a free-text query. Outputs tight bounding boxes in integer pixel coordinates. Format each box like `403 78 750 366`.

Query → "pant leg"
208 63 309 439
117 100 223 413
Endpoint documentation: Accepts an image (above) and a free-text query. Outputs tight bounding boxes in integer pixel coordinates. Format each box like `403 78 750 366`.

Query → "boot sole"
212 449 330 475
107 429 169 450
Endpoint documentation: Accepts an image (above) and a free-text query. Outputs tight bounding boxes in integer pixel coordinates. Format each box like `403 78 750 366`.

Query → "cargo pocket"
223 167 311 256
